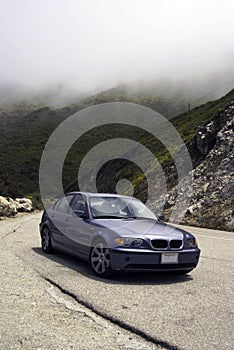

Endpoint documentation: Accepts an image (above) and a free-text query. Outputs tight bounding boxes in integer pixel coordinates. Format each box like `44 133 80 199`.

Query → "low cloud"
0 0 233 101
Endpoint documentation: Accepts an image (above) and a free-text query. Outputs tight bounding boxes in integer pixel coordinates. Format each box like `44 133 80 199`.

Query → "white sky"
0 0 234 91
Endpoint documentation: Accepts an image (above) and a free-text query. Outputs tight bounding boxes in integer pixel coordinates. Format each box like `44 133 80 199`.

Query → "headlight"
184 237 198 248
114 237 148 248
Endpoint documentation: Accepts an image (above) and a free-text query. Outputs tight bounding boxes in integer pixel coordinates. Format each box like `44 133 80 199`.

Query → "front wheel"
89 240 112 278
41 226 53 253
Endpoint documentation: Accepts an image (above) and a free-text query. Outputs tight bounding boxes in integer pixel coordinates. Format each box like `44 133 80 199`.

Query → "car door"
65 194 95 257
50 194 75 248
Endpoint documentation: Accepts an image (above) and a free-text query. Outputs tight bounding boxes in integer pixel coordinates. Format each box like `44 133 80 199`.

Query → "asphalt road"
0 212 233 350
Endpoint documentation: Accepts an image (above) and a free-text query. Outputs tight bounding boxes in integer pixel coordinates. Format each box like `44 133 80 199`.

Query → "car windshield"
89 196 156 220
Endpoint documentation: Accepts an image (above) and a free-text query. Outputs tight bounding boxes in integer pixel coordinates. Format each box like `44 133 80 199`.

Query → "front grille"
151 239 183 250
170 240 183 249
151 239 168 249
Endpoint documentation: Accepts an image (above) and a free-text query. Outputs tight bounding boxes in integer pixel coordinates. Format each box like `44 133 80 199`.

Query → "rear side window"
54 195 74 214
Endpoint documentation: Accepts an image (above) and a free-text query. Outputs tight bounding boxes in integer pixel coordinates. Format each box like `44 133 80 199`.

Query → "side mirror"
73 210 87 219
158 214 165 222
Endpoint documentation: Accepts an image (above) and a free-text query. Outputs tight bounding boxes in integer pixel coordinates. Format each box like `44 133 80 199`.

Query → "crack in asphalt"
44 276 182 350
0 225 21 239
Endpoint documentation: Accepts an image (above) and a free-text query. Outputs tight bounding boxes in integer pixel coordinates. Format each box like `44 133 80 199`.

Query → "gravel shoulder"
0 213 159 350
1 212 233 350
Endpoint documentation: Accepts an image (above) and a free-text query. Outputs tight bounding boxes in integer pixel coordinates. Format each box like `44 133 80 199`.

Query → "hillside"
0 88 233 230
65 84 189 119
151 100 234 231
0 87 191 199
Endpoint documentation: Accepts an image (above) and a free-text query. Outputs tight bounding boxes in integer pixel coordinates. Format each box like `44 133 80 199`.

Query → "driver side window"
71 194 87 214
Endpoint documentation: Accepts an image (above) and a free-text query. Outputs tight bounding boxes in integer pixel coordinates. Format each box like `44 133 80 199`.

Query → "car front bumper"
110 247 200 271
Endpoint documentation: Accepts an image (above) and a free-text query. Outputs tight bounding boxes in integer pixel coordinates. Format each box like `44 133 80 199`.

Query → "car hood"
93 218 188 239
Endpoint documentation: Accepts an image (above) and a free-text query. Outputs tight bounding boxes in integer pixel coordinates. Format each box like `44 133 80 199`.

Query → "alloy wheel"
90 241 112 277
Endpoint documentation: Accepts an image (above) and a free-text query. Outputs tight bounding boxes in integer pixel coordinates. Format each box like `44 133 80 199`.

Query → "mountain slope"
0 87 192 198
151 101 234 230
0 88 233 231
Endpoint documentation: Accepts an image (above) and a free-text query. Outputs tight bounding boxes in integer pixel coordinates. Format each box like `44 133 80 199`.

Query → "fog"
0 0 234 104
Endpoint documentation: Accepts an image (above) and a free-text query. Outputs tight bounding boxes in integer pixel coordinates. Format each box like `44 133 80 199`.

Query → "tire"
89 240 112 278
41 226 53 253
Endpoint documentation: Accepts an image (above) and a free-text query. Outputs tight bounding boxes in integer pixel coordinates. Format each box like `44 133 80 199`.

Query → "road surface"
0 212 233 349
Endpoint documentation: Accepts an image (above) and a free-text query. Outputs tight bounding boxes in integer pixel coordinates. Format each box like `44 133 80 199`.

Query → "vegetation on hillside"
0 88 233 208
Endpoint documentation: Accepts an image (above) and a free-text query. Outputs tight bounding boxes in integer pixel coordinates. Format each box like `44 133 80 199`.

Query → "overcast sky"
0 0 234 92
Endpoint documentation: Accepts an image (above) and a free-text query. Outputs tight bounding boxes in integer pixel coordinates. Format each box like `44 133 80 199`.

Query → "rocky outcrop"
15 198 33 212
0 196 17 216
0 196 33 217
151 102 234 231
195 105 228 156
196 123 216 155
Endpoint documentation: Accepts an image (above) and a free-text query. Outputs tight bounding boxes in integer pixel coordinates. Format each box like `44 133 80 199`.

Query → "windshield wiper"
93 215 123 219
123 216 156 220
122 216 137 220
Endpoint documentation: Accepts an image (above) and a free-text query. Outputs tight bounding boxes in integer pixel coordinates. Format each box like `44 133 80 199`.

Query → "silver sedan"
39 192 200 278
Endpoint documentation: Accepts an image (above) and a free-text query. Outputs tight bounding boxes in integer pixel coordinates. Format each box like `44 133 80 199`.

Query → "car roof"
65 191 135 199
